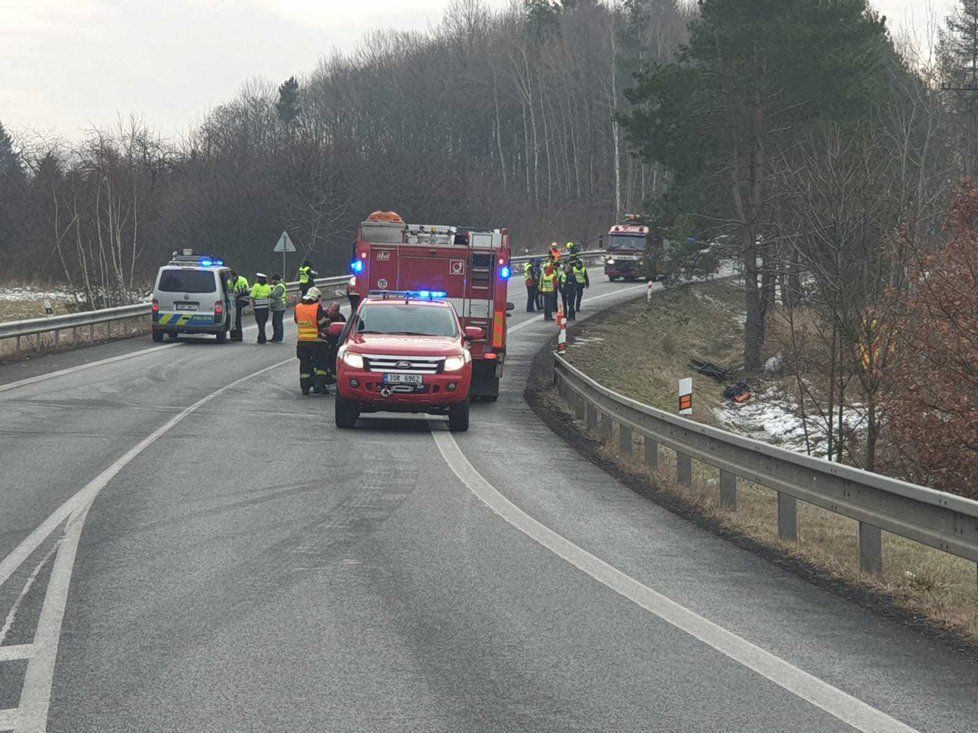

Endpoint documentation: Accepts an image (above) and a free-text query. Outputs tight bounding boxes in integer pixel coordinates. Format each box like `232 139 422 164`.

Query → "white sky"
0 0 959 144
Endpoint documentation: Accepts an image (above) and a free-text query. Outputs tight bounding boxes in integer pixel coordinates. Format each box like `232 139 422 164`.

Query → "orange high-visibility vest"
295 302 324 342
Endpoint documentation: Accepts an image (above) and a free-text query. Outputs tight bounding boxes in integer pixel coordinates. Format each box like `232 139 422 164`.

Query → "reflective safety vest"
523 262 536 286
270 282 287 310
251 282 272 308
231 275 250 297
298 265 313 284
572 264 588 284
295 302 324 341
538 270 557 293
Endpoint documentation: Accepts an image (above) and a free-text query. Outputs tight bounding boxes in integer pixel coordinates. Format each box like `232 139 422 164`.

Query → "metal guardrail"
553 355 978 573
0 250 606 346
0 275 350 346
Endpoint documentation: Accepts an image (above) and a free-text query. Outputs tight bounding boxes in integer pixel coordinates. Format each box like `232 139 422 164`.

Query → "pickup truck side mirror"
464 326 484 341
506 302 515 311
327 322 344 337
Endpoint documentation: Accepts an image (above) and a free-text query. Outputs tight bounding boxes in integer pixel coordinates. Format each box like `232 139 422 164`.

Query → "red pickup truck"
330 292 482 432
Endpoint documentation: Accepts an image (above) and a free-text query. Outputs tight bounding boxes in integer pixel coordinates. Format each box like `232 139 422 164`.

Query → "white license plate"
174 302 198 311
383 373 422 385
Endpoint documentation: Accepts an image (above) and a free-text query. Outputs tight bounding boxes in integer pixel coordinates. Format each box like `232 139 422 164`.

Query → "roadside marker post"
556 307 567 355
679 377 693 415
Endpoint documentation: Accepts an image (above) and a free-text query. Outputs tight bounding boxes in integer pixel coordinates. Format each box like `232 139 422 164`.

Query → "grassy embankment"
559 278 978 642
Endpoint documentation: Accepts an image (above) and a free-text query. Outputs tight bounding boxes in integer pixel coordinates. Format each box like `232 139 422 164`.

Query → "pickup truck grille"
363 355 444 374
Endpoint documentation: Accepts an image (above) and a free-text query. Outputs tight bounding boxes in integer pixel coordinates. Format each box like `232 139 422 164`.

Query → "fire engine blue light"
350 259 365 274
499 265 511 279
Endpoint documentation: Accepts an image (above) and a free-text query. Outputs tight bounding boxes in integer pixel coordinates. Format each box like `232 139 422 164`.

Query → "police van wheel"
335 394 359 429
152 330 164 343
448 398 470 432
215 330 227 344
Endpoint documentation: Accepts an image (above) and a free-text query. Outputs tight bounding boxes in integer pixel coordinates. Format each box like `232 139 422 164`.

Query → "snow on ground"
0 286 73 302
714 386 864 455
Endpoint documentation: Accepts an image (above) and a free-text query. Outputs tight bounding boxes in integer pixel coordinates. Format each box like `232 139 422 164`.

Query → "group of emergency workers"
225 259 345 394
523 242 590 321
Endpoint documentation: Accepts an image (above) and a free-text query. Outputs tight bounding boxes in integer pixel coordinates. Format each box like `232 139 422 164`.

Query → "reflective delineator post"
556 306 567 355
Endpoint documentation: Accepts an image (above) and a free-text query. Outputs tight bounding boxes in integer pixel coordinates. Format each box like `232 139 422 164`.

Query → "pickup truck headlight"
443 352 470 372
341 351 364 369
606 258 616 265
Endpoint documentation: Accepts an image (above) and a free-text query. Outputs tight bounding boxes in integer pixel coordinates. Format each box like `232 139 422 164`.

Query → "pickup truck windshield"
608 234 646 251
355 303 458 337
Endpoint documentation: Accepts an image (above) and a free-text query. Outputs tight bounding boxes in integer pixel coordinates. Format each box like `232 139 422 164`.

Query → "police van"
152 251 235 343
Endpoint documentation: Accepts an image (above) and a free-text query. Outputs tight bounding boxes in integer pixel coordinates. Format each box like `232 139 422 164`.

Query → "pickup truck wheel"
335 394 359 429
448 398 470 432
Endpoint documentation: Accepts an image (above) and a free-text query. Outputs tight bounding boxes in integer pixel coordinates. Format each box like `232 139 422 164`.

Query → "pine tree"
938 0 978 175
275 76 301 126
0 121 22 178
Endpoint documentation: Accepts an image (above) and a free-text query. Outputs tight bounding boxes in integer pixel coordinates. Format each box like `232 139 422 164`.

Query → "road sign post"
272 231 297 280
679 377 693 415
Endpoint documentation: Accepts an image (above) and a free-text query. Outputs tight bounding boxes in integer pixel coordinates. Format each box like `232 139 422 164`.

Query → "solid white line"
0 344 180 394
0 357 292 732
0 644 34 661
0 320 268 395
508 285 647 334
430 429 917 733
0 543 60 646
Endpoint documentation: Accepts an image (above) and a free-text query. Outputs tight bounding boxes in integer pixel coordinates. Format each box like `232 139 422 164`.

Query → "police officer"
227 270 250 342
294 286 330 395
538 261 558 321
572 257 589 312
298 260 318 298
523 259 537 312
269 273 287 343
559 261 577 321
250 273 272 344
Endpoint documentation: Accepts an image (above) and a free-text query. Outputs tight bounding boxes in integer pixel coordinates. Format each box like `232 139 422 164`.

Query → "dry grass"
554 284 978 641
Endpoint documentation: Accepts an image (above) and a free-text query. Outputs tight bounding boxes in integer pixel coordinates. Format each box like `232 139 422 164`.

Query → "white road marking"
508 284 647 334
0 543 60 645
430 428 917 733
0 321 267 395
0 644 34 661
0 358 292 732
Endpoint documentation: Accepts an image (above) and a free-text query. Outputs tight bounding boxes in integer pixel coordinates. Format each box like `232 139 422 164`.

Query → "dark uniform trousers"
297 342 330 392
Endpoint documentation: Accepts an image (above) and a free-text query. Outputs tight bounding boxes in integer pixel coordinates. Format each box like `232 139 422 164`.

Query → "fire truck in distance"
602 215 666 281
347 211 513 401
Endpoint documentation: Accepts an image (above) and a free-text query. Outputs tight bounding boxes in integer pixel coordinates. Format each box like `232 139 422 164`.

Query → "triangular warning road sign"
273 231 296 253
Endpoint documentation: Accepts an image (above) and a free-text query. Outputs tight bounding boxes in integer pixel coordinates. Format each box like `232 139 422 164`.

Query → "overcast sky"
0 0 959 143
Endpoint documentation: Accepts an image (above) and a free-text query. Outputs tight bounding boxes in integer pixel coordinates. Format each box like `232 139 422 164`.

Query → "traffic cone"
557 305 567 355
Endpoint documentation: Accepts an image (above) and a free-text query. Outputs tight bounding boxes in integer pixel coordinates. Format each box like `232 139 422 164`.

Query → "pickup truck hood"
345 333 462 357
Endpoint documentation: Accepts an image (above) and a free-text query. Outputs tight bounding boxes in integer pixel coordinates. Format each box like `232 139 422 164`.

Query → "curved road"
0 278 975 732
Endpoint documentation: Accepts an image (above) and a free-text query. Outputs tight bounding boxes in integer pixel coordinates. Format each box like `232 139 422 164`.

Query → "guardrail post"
677 453 692 487
574 393 585 420
586 402 598 433
107 320 112 339
644 437 658 470
719 470 737 509
778 493 797 542
619 424 633 457
599 413 612 443
859 523 882 575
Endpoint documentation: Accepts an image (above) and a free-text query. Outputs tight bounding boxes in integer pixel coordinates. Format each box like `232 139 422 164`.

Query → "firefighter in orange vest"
294 287 330 395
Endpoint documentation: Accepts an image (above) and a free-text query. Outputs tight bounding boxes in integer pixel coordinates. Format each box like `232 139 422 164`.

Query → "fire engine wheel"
608 275 619 282
334 394 360 429
448 398 470 432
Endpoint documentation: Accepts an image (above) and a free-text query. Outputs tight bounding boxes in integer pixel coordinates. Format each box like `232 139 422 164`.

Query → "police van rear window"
158 269 216 293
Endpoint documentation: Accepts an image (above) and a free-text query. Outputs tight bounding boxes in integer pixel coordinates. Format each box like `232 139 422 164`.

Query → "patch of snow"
714 386 864 455
573 336 605 346
0 287 74 302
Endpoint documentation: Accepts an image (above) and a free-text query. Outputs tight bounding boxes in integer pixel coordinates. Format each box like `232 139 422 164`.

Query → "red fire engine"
348 211 513 400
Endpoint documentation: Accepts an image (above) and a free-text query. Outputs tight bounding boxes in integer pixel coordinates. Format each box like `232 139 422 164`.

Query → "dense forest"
0 0 687 304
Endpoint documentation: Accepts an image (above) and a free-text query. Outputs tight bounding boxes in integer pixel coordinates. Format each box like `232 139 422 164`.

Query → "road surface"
0 277 975 732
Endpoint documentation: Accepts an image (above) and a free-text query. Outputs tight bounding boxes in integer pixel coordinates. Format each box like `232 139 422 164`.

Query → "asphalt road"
0 278 976 732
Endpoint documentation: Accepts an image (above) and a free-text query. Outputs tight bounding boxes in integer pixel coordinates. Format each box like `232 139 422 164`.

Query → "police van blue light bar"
199 257 222 267
499 265 511 279
350 259 365 274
